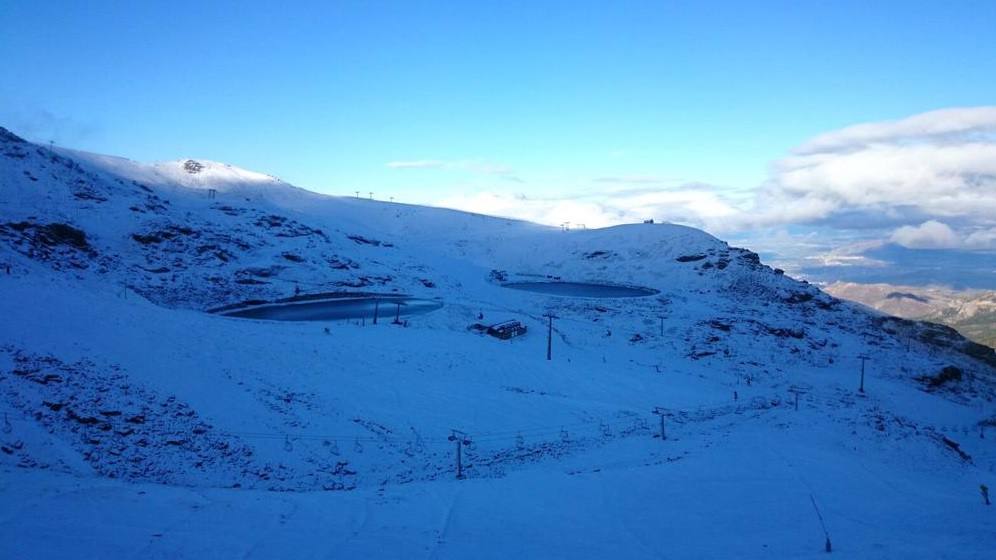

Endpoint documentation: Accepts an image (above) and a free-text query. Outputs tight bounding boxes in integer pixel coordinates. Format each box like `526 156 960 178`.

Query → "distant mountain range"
825 282 996 348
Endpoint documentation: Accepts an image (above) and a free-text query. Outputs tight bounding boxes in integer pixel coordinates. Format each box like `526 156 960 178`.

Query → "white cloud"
806 252 889 268
796 106 996 154
435 185 741 231
747 106 996 232
418 107 996 266
435 192 621 229
890 220 962 249
964 227 996 249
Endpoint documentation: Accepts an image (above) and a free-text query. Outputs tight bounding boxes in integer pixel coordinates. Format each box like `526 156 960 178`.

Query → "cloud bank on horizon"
408 106 996 287
426 107 996 248
753 106 996 248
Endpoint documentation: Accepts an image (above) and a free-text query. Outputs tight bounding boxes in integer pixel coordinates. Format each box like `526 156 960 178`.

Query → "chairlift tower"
544 313 557 360
448 430 472 479
857 355 870 394
788 385 809 411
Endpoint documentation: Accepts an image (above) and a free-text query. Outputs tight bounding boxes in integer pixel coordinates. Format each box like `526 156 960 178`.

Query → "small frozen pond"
217 296 442 322
502 281 659 298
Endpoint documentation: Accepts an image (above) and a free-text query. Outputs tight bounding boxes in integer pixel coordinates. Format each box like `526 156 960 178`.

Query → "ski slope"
1 127 994 559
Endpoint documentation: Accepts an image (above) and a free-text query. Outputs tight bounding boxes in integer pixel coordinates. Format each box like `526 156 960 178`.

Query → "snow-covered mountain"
2 127 994 559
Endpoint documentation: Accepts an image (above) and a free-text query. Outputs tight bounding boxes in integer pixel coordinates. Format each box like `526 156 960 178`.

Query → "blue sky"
3 1 996 286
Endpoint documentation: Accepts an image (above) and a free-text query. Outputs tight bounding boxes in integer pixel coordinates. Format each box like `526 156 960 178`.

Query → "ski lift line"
469 413 653 440
220 429 472 444
0 392 788 446
475 415 664 441
239 418 596 444
0 408 403 443
473 424 618 443
472 420 648 443
224 417 626 446
0 397 752 435
2 379 984 444
264 395 766 445
0 411 424 443
0 410 641 446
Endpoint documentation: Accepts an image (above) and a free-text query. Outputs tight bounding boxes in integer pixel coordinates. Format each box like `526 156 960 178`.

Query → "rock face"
183 159 205 174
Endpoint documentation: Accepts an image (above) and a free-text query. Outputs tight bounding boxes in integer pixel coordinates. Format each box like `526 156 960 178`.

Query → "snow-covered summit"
0 127 765 311
67 151 282 190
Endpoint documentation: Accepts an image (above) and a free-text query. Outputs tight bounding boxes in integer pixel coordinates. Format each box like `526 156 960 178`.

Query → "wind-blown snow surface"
1 127 994 558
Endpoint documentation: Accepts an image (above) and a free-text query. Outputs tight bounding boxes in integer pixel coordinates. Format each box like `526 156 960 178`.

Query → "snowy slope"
1 127 995 559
